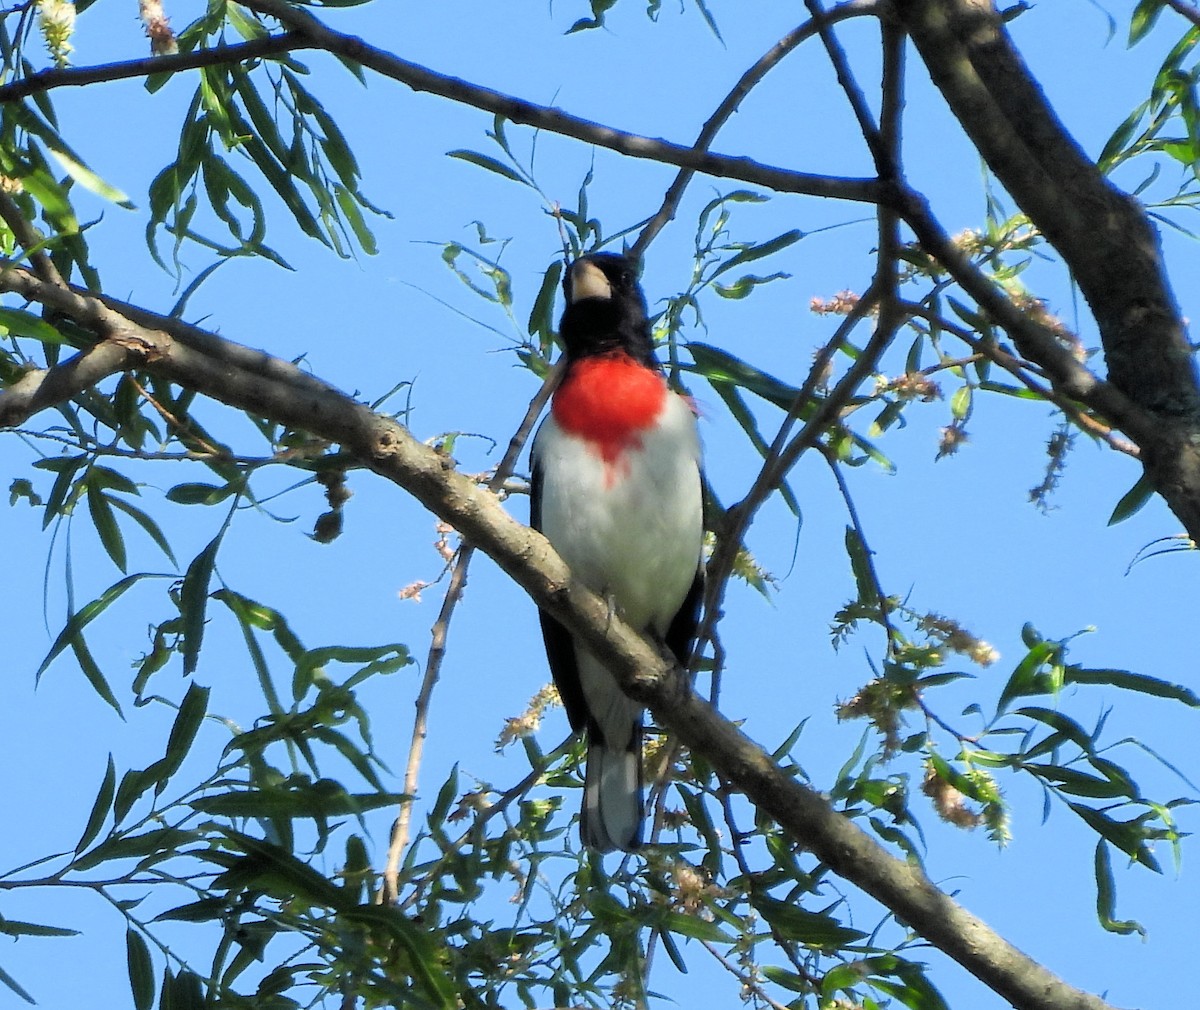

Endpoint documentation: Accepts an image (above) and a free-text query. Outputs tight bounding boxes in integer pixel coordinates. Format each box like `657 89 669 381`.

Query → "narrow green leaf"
446 148 525 183
75 755 117 852
165 482 234 506
1129 0 1165 45
72 633 124 716
181 536 222 676
126 929 155 1010
0 963 35 1004
1065 665 1200 706
996 641 1059 714
87 482 128 572
1107 473 1154 525
152 898 227 923
341 905 458 1009
949 384 972 421
46 145 134 208
751 896 867 948
0 306 67 344
144 683 210 796
1068 803 1161 871
38 574 170 680
527 259 563 342
0 920 79 938
1094 840 1147 935
711 229 802 278
107 497 178 565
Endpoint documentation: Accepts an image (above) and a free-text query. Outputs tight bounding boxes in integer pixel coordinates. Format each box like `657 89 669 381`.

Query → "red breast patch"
552 352 667 467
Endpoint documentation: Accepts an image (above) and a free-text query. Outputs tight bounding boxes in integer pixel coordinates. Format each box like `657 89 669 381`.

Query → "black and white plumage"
530 253 704 852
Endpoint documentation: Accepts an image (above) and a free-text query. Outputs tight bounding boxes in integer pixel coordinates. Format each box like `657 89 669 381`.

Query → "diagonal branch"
235 0 882 205
894 0 1200 540
632 0 882 258
0 33 312 102
0 266 1120 1010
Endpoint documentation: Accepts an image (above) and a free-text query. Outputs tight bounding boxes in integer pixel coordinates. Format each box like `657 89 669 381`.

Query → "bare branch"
0 33 311 102
632 0 881 258
236 0 881 205
379 363 561 902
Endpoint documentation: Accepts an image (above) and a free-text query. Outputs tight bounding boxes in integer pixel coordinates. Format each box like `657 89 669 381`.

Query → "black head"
559 253 659 367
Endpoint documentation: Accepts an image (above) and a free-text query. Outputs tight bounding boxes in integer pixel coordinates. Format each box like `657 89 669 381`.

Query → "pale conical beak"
569 260 612 303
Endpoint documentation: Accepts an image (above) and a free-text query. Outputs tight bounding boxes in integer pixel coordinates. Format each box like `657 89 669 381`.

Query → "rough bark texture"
895 0 1200 540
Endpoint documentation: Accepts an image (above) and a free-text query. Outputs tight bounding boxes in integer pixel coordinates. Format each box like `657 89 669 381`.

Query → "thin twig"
0 190 64 287
236 0 883 206
698 286 883 697
700 939 793 1010
1163 0 1200 26
379 360 564 903
631 0 881 258
0 33 311 102
804 0 888 172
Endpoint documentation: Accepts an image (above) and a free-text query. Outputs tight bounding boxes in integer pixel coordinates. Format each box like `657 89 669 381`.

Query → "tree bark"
895 0 1200 538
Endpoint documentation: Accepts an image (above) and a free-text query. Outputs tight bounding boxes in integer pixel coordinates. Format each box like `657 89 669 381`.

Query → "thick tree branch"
0 271 1117 1010
894 0 1200 538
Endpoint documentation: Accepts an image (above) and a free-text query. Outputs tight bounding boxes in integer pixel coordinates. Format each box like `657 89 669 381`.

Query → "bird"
530 252 705 852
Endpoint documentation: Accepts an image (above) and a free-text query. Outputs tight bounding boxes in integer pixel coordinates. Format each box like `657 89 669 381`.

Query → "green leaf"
949 384 972 421
181 535 222 676
143 683 210 796
126 929 155 1010
712 271 789 299
996 640 1060 714
75 755 117 853
165 482 235 506
447 149 527 184
87 481 128 572
191 786 404 819
45 145 134 208
711 229 802 278
340 905 458 1009
689 341 800 410
527 259 563 343
751 896 867 949
37 574 170 680
151 898 227 923
1065 665 1200 706
71 634 123 715
1129 0 1165 45
0 920 79 938
221 832 348 909
1094 841 1147 935
107 497 178 565
1107 473 1154 525
0 306 67 344
1068 803 1161 871
0 963 35 1004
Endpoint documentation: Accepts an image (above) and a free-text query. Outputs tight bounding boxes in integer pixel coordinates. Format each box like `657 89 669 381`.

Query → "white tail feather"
582 736 643 853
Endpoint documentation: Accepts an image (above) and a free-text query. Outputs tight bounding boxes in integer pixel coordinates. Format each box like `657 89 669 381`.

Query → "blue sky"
2 1 1198 1007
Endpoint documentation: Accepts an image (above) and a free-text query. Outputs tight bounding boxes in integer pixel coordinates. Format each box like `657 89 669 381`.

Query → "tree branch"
894 0 1200 539
0 267 1121 1010
0 33 312 102
234 0 882 205
632 0 881 258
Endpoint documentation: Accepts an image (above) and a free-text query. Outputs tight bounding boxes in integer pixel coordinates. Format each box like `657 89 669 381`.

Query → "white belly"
532 392 703 634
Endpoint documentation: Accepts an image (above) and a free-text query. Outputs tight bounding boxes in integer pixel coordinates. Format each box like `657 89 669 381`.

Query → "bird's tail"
582 726 644 853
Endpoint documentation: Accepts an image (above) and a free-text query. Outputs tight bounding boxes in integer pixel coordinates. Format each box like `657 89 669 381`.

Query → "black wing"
530 456 589 734
665 569 704 669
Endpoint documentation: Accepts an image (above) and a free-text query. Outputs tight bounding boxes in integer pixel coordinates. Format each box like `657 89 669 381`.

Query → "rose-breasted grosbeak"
531 253 704 852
